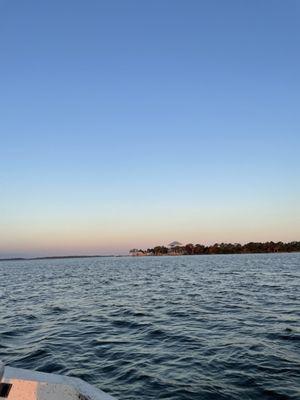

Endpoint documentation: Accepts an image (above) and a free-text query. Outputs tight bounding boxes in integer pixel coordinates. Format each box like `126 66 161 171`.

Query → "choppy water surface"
0 254 299 399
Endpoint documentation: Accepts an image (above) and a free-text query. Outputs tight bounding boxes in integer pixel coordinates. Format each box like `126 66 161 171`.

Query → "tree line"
136 241 300 256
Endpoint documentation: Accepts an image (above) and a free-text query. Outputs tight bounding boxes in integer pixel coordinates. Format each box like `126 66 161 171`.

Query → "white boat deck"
0 362 116 400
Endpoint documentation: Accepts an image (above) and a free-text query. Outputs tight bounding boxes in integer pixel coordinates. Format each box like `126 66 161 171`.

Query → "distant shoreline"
1 250 299 263
130 241 300 257
0 254 125 262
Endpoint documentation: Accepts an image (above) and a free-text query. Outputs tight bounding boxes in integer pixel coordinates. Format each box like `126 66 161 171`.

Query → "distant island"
1 241 299 262
129 241 300 256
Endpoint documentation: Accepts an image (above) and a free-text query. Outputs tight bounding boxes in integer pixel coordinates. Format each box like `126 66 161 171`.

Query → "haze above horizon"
1 0 299 257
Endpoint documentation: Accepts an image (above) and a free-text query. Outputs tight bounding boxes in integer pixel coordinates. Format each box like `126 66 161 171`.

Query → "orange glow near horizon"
1 204 299 257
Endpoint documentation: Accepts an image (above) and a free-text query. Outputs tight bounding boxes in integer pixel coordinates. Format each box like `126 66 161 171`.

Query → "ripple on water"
0 253 299 400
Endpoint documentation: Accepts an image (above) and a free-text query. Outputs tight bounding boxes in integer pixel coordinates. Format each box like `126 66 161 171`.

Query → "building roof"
168 241 183 248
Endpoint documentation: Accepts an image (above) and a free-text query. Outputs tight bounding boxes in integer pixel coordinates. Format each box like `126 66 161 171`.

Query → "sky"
0 0 299 257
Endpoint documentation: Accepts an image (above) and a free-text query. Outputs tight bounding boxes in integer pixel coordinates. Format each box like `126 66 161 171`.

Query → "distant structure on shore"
129 241 300 256
129 241 184 257
168 241 182 248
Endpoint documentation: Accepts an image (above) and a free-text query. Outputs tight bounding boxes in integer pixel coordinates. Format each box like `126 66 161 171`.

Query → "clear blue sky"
0 0 299 256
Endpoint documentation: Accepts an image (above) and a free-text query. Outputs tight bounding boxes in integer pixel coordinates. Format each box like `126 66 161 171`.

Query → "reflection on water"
0 254 299 399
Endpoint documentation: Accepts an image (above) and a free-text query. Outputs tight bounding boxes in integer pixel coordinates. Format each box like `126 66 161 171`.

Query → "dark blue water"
0 254 299 399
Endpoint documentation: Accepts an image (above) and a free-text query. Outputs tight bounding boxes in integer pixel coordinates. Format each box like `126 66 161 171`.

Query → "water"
0 254 299 400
